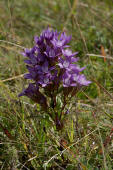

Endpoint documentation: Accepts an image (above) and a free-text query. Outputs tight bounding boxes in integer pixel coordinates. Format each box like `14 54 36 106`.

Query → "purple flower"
18 83 39 98
19 27 91 107
65 109 69 115
73 74 91 86
62 71 77 87
42 27 54 40
19 83 47 109
62 49 79 62
45 46 56 58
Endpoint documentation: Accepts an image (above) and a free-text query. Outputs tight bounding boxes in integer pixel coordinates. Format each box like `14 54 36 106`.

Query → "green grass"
0 0 113 169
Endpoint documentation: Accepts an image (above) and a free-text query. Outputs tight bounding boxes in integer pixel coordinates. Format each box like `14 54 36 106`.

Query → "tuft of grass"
0 0 113 169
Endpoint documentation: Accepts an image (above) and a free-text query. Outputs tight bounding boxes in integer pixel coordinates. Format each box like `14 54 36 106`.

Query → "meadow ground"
0 0 113 169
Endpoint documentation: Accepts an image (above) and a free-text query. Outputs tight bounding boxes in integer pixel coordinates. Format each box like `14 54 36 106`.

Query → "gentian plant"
19 28 91 130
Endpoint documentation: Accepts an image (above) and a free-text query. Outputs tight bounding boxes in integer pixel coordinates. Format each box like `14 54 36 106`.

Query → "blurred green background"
0 0 113 169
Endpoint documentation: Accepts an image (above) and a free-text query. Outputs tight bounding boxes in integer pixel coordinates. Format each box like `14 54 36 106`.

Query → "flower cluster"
19 28 91 129
19 27 90 95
